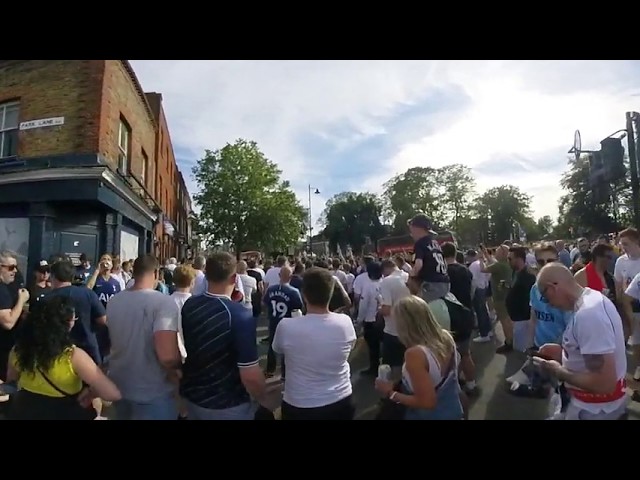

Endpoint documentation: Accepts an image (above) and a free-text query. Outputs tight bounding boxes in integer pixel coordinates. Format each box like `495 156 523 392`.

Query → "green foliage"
476 185 532 243
192 139 305 256
557 155 630 237
321 192 385 254
382 164 476 234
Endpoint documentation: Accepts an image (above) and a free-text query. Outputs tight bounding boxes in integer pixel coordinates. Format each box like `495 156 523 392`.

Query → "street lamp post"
308 185 320 252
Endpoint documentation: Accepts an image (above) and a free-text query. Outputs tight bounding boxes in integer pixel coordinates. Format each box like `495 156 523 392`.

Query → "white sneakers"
506 368 530 386
472 331 494 343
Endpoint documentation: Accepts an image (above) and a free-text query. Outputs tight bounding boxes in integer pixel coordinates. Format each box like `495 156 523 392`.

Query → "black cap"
36 260 50 273
407 214 434 232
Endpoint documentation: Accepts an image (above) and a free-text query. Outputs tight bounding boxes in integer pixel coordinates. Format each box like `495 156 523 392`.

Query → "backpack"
443 297 473 343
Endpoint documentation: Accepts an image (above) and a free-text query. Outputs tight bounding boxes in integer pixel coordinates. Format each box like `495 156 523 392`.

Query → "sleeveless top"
401 345 464 420
585 262 605 292
9 346 83 397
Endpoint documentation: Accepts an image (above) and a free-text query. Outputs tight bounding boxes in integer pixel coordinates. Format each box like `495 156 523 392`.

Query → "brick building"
144 92 193 262
0 60 192 274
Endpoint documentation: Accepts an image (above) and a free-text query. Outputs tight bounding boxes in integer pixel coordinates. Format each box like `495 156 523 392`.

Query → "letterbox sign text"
19 116 65 131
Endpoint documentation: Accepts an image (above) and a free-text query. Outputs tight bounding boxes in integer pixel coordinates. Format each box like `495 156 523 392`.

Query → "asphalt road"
7 316 638 420
258 320 640 420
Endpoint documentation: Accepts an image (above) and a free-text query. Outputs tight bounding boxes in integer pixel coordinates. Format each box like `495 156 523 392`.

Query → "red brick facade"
0 60 191 260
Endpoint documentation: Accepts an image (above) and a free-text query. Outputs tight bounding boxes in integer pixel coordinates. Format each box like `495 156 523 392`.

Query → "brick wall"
100 61 156 194
145 92 179 260
0 60 104 157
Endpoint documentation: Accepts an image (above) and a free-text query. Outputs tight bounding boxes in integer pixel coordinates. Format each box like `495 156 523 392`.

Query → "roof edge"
120 60 158 129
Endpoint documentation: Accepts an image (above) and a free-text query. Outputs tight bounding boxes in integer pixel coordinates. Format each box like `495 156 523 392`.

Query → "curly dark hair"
14 296 75 374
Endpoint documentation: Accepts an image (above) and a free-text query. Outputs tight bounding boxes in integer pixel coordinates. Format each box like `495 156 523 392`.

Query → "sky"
130 60 640 228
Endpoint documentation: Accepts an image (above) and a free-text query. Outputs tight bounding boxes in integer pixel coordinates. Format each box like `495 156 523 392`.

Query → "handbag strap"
37 367 74 397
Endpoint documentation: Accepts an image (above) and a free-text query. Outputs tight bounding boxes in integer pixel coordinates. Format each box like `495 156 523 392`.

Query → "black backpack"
443 297 473 343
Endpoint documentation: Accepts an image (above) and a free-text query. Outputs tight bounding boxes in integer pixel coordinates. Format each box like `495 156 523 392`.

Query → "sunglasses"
536 258 556 266
540 281 558 301
1 264 17 272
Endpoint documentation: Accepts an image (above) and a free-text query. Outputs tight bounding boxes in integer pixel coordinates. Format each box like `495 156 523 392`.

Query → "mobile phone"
530 351 556 362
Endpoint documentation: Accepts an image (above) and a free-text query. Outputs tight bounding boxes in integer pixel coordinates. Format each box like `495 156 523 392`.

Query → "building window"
118 117 131 173
0 101 19 159
141 148 148 186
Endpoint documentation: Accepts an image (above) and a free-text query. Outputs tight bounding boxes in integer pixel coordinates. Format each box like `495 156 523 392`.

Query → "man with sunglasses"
534 263 628 420
0 250 29 382
574 244 616 305
509 245 570 397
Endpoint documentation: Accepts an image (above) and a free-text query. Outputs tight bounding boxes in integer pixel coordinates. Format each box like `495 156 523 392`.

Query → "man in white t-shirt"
331 258 349 290
534 263 628 420
264 256 287 290
237 261 257 311
380 260 411 371
353 256 374 308
614 228 640 387
273 267 356 420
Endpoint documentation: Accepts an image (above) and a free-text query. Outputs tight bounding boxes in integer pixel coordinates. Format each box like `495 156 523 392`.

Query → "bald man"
263 265 304 379
533 263 628 420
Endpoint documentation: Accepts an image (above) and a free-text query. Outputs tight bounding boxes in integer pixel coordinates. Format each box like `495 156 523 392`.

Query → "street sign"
19 116 65 131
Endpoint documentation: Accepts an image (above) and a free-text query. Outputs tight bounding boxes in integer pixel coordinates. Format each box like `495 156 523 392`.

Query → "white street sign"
19 116 65 131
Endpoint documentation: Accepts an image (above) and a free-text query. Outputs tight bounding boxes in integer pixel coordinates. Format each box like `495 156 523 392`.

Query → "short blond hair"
173 265 196 288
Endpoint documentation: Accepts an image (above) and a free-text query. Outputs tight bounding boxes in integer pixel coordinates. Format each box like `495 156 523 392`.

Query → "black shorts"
382 333 405 367
486 282 492 298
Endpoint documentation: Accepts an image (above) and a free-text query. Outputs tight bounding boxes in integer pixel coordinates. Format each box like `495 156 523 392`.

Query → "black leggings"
281 395 355 420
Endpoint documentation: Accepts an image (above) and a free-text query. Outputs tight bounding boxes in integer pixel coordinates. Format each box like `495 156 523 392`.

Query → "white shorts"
628 314 640 346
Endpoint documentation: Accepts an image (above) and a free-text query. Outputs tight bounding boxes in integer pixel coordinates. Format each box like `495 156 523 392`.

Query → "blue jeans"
186 400 256 420
114 394 177 420
473 287 491 337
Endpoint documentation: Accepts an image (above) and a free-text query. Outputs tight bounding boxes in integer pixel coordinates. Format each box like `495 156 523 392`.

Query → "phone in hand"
529 350 556 362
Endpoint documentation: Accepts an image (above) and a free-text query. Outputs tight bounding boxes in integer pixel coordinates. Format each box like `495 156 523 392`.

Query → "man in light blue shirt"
509 245 570 399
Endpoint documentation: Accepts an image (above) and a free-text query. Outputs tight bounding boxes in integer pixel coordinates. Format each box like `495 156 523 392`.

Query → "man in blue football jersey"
264 265 303 379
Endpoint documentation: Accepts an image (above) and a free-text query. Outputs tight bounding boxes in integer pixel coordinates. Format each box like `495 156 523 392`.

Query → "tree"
383 167 443 233
192 139 305 257
536 215 554 238
557 155 629 236
321 192 385 254
383 164 476 234
437 164 476 232
476 185 532 244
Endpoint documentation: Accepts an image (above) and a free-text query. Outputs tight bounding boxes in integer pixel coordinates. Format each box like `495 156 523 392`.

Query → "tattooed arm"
554 353 618 394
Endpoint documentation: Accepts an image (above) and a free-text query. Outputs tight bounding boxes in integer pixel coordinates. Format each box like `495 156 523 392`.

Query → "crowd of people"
0 214 637 420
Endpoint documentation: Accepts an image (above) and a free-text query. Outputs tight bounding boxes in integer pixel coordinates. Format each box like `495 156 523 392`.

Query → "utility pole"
626 112 640 228
308 184 312 252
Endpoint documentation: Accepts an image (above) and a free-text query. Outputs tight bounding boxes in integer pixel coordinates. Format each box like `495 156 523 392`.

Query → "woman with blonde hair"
374 295 464 420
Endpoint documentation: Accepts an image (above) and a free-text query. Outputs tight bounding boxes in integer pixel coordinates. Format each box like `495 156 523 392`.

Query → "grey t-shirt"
106 289 180 402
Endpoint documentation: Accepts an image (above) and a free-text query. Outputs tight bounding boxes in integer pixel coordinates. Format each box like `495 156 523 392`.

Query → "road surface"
7 319 637 420
258 322 640 420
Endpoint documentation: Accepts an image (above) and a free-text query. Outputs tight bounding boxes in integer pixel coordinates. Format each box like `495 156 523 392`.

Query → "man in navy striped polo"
180 252 269 420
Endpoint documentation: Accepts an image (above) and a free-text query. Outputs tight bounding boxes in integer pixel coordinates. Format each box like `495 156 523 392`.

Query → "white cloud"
130 60 640 226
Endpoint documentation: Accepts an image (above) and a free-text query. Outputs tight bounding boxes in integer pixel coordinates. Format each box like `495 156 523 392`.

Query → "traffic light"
588 152 606 189
600 137 626 182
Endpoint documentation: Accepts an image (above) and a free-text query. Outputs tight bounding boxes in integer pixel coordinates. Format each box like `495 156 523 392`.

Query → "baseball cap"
407 214 434 232
37 260 50 273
